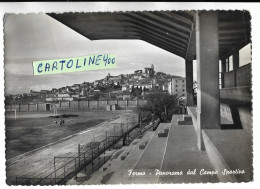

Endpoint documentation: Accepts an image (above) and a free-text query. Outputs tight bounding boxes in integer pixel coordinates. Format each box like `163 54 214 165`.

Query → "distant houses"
6 64 187 105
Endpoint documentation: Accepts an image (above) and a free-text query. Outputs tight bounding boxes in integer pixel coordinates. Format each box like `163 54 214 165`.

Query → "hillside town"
5 65 190 105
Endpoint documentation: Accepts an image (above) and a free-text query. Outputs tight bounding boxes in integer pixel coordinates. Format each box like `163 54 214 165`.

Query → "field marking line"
7 119 78 131
7 115 132 166
6 119 114 165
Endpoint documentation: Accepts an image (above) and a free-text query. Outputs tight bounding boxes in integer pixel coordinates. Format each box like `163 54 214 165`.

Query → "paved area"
81 115 220 184
158 115 219 183
203 129 253 182
82 131 155 184
130 124 170 184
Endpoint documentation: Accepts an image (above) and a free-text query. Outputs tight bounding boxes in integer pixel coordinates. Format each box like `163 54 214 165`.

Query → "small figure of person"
59 119 62 126
178 107 181 114
54 120 57 126
62 119 65 125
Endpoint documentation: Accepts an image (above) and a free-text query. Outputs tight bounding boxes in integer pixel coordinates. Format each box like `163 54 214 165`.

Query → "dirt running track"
6 112 138 185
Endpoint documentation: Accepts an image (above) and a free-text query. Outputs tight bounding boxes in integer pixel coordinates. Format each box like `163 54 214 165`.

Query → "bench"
158 127 169 137
139 139 149 149
121 148 131 160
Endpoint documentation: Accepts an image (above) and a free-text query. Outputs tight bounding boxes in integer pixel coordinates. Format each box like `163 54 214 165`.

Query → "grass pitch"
5 110 119 159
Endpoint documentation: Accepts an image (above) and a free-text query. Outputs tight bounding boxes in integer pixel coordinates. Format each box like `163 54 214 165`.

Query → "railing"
16 136 121 185
15 103 172 185
222 63 251 88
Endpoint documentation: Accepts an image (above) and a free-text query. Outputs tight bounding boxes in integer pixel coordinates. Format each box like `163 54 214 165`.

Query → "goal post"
53 108 58 115
7 109 17 119
52 104 58 115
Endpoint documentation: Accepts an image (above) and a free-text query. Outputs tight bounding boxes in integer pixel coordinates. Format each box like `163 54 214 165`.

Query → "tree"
138 89 178 122
93 93 100 100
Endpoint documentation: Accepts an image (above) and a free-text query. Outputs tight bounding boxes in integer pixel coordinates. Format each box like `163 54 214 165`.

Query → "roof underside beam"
47 11 251 61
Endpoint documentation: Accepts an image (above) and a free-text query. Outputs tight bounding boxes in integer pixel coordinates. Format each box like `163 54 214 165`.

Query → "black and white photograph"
1 2 256 186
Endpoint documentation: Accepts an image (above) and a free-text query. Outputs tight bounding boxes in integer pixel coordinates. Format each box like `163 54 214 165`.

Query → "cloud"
4 13 185 95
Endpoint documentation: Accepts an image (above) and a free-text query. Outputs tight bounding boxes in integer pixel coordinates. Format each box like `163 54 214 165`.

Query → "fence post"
104 137 106 154
54 157 57 183
126 123 129 144
78 144 81 168
152 113 155 131
106 131 110 151
91 149 94 173
121 122 124 135
74 158 77 178
84 152 86 173
114 125 116 136
164 106 167 122
139 114 142 135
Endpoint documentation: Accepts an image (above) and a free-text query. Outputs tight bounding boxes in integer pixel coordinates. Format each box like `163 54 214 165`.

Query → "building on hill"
122 84 130 92
30 90 40 97
169 77 186 97
40 90 51 94
134 70 142 74
144 64 155 77
51 88 58 94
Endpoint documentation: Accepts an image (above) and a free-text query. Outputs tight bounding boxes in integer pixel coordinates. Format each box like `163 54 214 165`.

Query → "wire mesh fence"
15 104 172 185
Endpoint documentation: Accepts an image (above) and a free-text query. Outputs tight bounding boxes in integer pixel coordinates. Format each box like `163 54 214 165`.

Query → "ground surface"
6 110 119 159
6 110 138 185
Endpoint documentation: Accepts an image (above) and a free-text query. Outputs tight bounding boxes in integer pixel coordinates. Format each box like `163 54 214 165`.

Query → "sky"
4 14 185 95
4 13 252 95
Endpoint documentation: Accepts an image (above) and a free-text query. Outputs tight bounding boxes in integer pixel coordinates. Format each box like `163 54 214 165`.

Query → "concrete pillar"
221 59 226 73
36 103 39 111
185 59 194 106
226 58 230 72
196 11 220 150
233 51 239 87
221 59 226 88
233 51 239 69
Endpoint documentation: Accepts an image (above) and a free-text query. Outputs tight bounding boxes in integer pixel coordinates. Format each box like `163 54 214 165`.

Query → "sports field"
5 110 120 159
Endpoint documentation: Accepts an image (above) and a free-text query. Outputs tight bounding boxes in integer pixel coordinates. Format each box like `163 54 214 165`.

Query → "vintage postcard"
3 5 253 186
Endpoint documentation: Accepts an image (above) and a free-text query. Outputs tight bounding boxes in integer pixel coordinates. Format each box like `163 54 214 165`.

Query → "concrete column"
36 103 39 111
233 51 239 69
185 59 194 106
221 59 226 88
196 11 220 150
226 58 230 72
233 51 239 87
221 59 226 73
